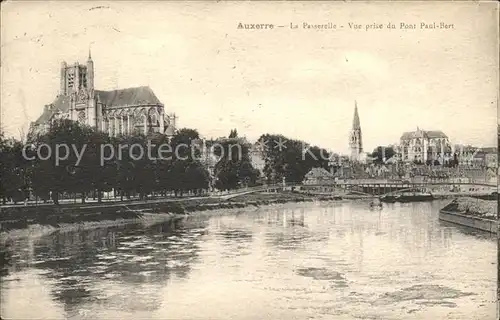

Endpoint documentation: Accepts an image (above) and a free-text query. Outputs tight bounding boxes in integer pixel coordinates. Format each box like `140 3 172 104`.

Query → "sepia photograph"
0 1 498 319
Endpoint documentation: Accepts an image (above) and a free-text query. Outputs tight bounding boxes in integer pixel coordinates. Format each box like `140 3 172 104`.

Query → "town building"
454 146 498 168
28 51 176 138
303 167 336 185
398 128 452 164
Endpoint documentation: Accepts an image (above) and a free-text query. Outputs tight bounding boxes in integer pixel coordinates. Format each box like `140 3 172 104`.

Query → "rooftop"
400 129 448 140
95 86 162 108
304 167 334 179
34 86 162 125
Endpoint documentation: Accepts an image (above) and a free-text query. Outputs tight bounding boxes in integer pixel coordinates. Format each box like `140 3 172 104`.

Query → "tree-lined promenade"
0 120 331 206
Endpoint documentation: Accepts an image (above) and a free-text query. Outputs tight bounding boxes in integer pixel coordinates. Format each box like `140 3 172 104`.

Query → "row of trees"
1 120 212 204
0 137 30 203
0 121 334 204
213 130 260 190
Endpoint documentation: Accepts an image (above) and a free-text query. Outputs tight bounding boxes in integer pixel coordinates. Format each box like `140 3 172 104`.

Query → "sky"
1 1 498 154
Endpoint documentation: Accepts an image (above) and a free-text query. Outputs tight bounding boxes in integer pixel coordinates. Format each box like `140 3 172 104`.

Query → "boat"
471 192 498 201
369 198 383 209
397 191 434 202
380 195 397 203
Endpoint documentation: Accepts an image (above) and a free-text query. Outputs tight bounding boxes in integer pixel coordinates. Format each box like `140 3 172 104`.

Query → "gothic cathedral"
349 101 363 162
29 51 176 138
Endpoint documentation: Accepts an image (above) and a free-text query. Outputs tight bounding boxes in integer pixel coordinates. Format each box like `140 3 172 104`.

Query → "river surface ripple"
1 200 497 319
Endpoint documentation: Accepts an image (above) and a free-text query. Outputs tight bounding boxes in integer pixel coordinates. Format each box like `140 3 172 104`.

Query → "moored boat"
397 192 434 202
380 195 397 203
470 192 498 201
369 198 383 209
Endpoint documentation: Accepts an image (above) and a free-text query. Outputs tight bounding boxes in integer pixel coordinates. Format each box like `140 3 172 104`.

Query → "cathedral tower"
66 50 96 127
349 101 363 161
60 51 93 97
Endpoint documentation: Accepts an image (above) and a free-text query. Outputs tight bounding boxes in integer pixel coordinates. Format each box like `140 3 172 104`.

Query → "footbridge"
334 181 497 197
212 181 497 200
212 184 295 200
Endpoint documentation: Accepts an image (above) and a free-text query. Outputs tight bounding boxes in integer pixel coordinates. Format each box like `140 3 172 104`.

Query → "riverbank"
1 192 341 238
3 191 496 238
439 197 497 233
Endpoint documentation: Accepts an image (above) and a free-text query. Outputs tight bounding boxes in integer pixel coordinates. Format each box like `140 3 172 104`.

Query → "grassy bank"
0 192 325 235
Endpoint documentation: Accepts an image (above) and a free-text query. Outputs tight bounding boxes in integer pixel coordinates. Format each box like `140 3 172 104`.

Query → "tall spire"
352 100 360 130
88 47 92 61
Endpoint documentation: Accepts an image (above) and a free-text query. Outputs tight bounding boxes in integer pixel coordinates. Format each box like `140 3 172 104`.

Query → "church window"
103 119 109 132
110 118 115 137
67 73 74 89
150 114 157 126
117 117 122 135
123 117 128 135
142 114 148 134
78 111 86 123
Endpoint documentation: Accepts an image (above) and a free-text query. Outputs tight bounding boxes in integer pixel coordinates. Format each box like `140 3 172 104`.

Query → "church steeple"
349 100 363 161
352 100 361 130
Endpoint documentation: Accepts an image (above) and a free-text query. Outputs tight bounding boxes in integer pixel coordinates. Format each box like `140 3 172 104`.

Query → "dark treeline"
1 120 210 204
0 121 332 205
257 134 332 184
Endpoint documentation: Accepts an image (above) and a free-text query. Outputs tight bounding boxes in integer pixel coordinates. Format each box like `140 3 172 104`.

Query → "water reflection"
0 239 13 276
2 219 206 318
1 200 496 320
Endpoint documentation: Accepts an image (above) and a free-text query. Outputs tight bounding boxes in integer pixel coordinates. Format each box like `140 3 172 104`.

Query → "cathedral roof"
34 86 162 125
425 130 448 139
400 130 448 140
34 95 71 124
96 86 162 107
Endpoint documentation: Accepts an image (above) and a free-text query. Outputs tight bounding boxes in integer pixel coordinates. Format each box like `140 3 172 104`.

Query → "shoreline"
0 193 324 239
1 191 495 239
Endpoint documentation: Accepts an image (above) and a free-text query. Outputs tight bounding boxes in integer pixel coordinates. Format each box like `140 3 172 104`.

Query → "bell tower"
67 50 97 127
349 101 363 161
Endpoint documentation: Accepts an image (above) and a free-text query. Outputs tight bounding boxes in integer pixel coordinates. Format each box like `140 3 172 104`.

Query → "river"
1 200 497 319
